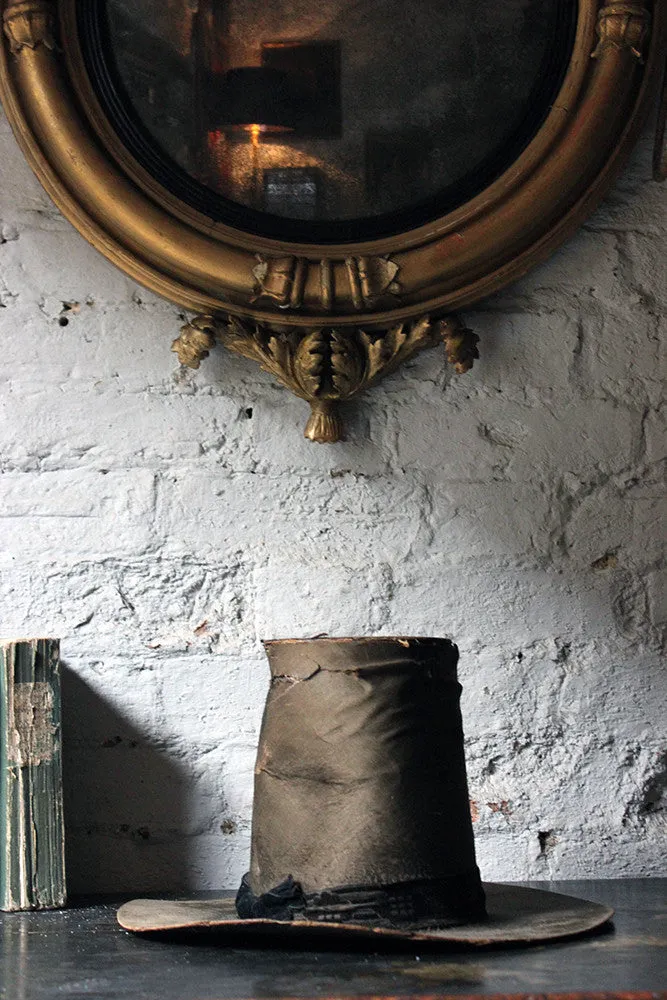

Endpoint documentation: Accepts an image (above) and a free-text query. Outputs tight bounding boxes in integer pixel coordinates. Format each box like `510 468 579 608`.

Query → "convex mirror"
2 0 665 440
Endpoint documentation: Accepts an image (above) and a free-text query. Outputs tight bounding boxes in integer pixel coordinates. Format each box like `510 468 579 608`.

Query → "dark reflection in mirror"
95 0 575 235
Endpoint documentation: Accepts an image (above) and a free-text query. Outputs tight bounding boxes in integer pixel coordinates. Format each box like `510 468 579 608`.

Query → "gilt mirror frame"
1 0 665 442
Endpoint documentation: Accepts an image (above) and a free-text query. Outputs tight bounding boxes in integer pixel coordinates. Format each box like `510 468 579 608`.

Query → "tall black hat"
119 638 612 946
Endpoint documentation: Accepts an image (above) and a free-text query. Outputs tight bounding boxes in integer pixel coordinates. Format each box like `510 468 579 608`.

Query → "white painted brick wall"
1 106 665 892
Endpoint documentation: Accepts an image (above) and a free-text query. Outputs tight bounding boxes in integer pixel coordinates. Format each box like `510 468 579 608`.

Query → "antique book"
1 639 66 910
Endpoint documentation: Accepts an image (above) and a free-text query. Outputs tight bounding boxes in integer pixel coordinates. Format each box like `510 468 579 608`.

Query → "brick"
427 481 552 564
253 554 380 637
0 470 155 564
1 224 138 305
157 470 431 567
564 483 665 570
0 382 250 472
388 565 619 649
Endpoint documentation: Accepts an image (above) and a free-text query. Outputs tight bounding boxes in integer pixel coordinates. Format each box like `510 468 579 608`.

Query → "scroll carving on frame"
252 256 307 309
345 256 401 310
3 0 56 54
592 2 651 60
251 255 401 312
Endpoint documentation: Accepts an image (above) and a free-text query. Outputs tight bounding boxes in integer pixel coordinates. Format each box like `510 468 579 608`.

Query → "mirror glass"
86 0 576 240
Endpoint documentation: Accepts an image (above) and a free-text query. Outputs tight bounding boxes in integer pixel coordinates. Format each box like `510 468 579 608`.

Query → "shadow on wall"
62 666 192 895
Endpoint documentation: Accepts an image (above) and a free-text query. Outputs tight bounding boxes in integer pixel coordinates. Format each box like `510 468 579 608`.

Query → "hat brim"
117 883 613 948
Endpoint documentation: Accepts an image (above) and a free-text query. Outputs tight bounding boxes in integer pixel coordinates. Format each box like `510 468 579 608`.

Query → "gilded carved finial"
440 316 480 373
3 0 56 54
171 315 217 369
304 400 345 444
592 2 651 62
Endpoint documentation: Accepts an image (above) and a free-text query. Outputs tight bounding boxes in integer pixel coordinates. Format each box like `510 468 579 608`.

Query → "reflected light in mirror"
213 65 300 207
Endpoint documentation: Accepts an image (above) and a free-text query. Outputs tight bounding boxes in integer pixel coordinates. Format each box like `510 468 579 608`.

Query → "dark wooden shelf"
1 879 665 999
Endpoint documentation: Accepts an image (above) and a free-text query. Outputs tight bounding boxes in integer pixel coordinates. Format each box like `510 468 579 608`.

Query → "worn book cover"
0 638 66 910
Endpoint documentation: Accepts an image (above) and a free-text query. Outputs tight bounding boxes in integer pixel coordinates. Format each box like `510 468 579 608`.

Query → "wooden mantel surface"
0 879 665 999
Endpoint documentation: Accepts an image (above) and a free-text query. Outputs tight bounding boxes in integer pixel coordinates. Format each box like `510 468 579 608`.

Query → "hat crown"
249 636 484 927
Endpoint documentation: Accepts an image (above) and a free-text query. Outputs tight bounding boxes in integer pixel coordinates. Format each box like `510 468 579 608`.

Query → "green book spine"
0 639 66 910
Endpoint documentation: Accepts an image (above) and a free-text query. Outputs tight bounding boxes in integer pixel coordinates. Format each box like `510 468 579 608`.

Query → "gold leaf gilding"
3 0 56 54
177 312 477 442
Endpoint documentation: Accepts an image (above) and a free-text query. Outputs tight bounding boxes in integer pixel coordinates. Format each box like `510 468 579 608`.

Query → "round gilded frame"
1 0 665 441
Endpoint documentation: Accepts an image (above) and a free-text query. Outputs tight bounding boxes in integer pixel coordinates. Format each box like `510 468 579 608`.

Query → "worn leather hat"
118 637 613 947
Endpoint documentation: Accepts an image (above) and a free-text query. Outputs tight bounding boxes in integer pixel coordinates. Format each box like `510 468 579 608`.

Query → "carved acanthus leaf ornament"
172 314 479 443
